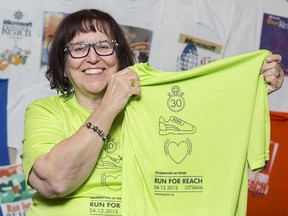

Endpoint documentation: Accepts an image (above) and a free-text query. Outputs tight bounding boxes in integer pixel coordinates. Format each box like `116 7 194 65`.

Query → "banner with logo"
0 164 34 216
247 111 288 215
260 13 288 75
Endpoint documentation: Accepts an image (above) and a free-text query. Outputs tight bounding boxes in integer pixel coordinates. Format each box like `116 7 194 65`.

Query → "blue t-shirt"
0 79 9 165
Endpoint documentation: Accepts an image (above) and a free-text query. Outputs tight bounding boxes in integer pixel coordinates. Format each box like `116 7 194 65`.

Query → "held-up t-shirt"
121 50 271 216
22 94 123 216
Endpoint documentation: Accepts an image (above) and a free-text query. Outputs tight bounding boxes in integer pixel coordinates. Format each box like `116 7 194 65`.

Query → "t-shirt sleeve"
21 98 67 187
247 67 270 172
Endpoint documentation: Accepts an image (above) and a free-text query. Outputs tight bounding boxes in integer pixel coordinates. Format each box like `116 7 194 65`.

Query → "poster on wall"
0 164 35 216
41 15 152 66
259 13 288 75
41 12 68 66
247 112 288 216
121 25 152 64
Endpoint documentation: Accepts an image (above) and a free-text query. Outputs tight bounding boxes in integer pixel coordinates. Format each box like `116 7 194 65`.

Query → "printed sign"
260 13 288 75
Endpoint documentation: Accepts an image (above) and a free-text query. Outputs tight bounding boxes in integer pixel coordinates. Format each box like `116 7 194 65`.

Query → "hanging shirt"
248 111 288 216
154 0 224 72
0 79 9 165
99 0 164 66
121 49 271 216
0 0 49 164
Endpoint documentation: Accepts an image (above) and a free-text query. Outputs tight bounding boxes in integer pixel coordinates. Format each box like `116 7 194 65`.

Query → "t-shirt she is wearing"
22 94 123 216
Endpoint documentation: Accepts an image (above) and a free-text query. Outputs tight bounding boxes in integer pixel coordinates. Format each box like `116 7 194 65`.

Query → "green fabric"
121 50 271 216
22 94 123 216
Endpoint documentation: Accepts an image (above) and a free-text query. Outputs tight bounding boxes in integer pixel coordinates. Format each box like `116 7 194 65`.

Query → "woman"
21 9 284 216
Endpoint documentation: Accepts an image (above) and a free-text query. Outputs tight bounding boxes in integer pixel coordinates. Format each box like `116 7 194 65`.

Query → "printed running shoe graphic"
159 116 197 135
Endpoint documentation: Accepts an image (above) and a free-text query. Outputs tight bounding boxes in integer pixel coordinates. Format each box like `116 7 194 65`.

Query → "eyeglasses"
64 40 119 59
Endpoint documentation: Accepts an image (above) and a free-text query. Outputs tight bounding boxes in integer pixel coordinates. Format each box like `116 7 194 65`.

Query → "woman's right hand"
102 68 141 114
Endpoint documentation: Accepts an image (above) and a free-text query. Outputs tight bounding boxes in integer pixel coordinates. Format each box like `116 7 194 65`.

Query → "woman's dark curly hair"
46 9 135 97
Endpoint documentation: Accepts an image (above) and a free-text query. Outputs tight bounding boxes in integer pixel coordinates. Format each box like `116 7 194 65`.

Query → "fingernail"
266 56 272 61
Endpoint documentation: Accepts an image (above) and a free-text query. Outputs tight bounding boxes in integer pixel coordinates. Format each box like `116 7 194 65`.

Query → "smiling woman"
21 9 140 216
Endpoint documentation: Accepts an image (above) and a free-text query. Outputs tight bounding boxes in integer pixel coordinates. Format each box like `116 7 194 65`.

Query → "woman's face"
64 27 119 100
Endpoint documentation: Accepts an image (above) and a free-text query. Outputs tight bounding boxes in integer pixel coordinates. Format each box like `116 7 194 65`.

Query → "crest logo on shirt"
167 86 185 112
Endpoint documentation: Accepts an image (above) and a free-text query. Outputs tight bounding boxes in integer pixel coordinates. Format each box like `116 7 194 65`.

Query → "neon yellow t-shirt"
121 50 271 216
22 94 123 216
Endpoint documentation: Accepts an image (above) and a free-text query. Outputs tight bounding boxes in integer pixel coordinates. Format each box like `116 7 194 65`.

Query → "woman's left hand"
261 54 284 94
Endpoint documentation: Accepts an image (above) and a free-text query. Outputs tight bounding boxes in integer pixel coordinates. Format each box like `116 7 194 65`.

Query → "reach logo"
0 10 32 71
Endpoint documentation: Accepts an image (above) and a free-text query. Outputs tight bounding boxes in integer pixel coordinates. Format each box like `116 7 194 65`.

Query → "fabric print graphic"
42 12 68 66
248 141 279 197
167 86 185 112
0 47 30 71
164 139 192 164
260 13 288 74
101 173 122 191
177 43 199 71
0 164 34 216
121 25 152 63
1 10 33 71
159 116 197 135
97 137 122 169
177 34 222 71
